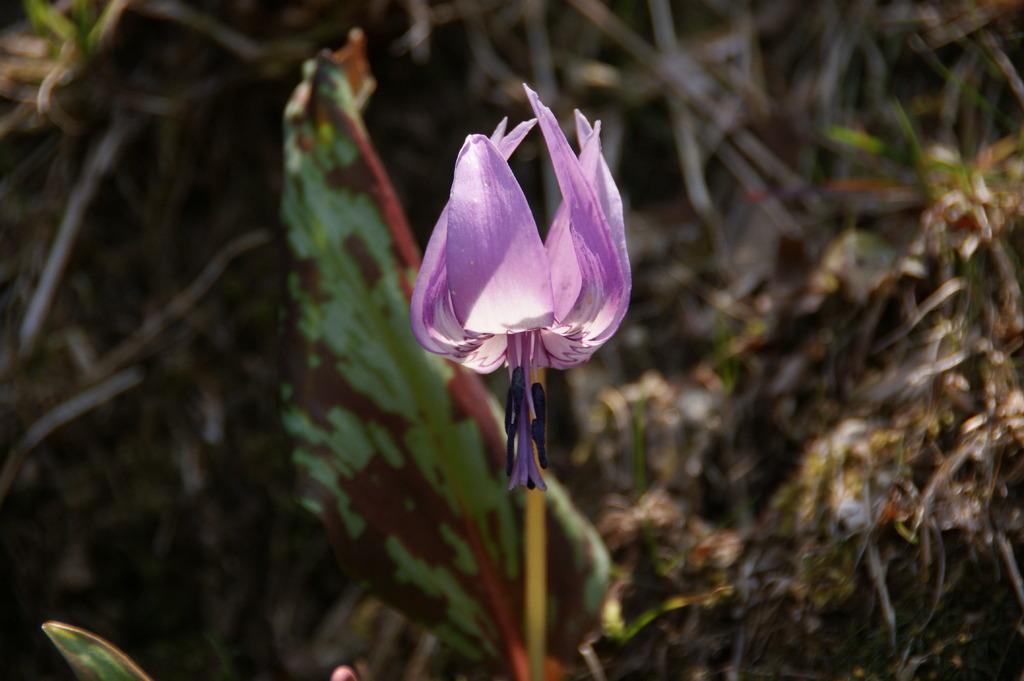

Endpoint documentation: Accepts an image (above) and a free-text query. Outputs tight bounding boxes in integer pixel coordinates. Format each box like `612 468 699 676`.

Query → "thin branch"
92 229 271 377
996 531 1024 616
131 0 265 62
0 366 144 508
865 540 896 649
525 0 559 222
17 115 140 357
578 642 608 681
981 30 1024 117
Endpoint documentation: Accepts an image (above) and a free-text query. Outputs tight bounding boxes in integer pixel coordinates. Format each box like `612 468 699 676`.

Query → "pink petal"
410 209 509 372
460 333 509 373
539 328 599 369
330 667 359 681
491 117 537 157
544 201 582 322
575 113 631 341
445 135 554 334
526 86 625 340
410 205 457 355
410 120 539 370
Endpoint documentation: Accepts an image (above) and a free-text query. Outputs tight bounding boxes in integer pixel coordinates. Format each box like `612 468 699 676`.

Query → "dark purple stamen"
505 366 526 476
530 382 547 469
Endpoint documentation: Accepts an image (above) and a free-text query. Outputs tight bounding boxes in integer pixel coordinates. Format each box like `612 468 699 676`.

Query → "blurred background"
2 0 1023 679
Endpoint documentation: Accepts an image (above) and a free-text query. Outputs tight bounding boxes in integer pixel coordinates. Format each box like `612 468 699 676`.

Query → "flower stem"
525 487 546 681
525 367 546 681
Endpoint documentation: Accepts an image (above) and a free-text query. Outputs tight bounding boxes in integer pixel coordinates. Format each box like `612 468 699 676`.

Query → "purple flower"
411 85 630 490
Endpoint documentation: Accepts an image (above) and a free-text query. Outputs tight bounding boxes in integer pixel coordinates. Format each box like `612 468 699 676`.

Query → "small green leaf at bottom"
42 621 155 681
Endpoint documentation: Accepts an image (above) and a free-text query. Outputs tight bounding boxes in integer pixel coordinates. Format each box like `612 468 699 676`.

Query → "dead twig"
456 0 517 85
669 97 721 237
394 0 433 62
367 608 405 681
16 115 140 359
578 641 608 681
865 539 896 649
871 277 965 354
0 365 144 509
981 29 1024 117
914 441 972 537
996 530 1024 617
898 522 946 671
646 0 724 243
130 0 265 62
525 0 559 221
401 631 438 681
92 229 272 378
574 0 806 247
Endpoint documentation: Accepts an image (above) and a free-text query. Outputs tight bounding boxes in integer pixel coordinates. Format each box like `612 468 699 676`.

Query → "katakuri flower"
410 85 630 490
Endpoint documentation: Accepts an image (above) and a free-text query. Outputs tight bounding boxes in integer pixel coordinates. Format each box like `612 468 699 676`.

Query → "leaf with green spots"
43 622 155 681
280 40 609 678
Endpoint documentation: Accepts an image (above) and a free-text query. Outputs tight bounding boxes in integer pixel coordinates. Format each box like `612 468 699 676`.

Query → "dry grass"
2 1 1023 680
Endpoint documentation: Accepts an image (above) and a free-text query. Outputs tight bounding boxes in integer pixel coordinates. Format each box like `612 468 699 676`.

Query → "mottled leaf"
43 622 155 681
280 39 608 678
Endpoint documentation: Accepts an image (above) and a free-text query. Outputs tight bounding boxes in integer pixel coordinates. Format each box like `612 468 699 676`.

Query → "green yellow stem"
525 368 547 681
525 488 546 681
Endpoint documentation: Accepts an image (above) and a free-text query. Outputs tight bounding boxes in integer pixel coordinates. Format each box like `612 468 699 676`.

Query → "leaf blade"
42 622 155 681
